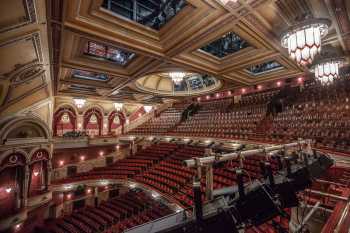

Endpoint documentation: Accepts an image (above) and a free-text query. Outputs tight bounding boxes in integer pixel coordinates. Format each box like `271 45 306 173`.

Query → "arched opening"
53 106 77 136
83 108 103 136
108 111 126 135
28 150 49 197
0 153 26 217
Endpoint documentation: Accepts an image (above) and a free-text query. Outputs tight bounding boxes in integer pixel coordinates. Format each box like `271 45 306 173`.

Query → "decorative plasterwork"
47 0 347 102
0 32 47 109
0 0 37 33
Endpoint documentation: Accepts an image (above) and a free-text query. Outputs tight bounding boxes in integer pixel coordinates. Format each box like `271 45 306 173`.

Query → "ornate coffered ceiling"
0 0 52 117
1 0 349 106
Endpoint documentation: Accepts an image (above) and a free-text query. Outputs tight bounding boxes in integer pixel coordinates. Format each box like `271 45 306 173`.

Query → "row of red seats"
53 143 179 184
41 190 169 233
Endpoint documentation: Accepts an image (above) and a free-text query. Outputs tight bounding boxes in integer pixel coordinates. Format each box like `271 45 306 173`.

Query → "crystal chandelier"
114 103 123 111
73 98 86 109
281 17 331 66
169 72 186 84
311 57 343 85
144 105 153 113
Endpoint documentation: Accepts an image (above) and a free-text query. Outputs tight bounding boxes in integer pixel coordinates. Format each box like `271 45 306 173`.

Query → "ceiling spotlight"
281 16 331 66
169 72 186 84
73 98 86 109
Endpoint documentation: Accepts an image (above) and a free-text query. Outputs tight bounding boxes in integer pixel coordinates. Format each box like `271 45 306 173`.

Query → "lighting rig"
125 140 334 233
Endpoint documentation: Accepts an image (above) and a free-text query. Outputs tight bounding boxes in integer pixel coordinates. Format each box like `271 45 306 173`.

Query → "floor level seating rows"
40 189 172 233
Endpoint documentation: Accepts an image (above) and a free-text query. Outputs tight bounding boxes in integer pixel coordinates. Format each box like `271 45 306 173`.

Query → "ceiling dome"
135 73 222 96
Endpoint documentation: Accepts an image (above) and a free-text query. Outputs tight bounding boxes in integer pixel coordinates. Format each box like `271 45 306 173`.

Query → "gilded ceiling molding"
0 0 37 33
9 62 45 86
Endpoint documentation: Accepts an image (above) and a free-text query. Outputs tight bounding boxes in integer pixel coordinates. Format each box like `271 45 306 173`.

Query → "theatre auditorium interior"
2 0 350 233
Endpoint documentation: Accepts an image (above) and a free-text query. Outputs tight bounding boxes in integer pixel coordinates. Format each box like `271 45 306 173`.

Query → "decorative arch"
82 104 105 117
83 108 103 136
53 106 77 136
0 152 27 169
0 116 50 144
28 149 50 197
108 110 126 135
0 152 26 217
29 148 50 163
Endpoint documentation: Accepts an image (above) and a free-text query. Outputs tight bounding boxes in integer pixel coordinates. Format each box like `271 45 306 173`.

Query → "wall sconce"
33 171 39 177
5 187 12 193
59 160 64 166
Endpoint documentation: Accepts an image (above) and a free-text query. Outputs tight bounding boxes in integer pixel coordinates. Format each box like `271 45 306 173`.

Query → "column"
77 114 84 132
46 160 52 190
22 165 30 207
102 116 109 135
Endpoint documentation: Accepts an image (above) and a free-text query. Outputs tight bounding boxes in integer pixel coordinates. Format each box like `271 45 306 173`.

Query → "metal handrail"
184 140 310 167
